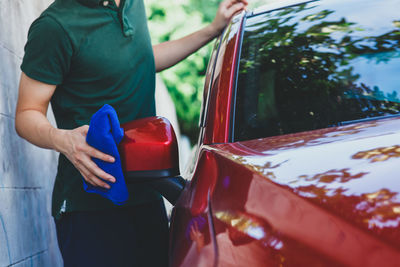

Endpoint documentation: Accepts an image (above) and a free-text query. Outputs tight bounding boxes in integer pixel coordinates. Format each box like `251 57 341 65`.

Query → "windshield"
233 0 400 142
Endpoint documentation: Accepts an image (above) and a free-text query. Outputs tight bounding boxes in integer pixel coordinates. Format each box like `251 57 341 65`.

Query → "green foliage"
145 0 275 144
146 0 219 144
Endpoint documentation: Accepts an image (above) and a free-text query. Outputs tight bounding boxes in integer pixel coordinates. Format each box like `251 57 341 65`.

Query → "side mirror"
119 116 186 205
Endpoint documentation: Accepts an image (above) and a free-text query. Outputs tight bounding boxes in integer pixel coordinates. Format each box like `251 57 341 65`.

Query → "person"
15 0 247 266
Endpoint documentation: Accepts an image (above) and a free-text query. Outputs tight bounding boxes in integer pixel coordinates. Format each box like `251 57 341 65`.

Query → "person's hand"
210 0 248 36
54 125 116 189
189 221 205 253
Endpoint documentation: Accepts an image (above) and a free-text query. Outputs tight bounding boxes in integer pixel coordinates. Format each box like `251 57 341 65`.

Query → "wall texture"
0 0 63 266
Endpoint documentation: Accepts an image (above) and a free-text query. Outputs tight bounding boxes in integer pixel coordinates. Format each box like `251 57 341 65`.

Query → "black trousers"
55 199 169 267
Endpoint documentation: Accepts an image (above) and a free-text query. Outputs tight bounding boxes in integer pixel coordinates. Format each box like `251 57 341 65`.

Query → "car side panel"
207 143 400 266
169 150 219 267
207 147 340 266
172 146 339 267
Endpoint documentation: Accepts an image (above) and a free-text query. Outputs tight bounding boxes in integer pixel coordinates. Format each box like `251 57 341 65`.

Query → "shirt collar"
76 0 134 37
77 0 112 7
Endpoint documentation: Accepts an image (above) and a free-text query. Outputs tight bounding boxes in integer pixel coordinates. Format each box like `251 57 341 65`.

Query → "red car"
120 0 400 265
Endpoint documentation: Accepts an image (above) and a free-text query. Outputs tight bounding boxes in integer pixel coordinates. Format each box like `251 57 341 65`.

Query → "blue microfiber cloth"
84 104 128 204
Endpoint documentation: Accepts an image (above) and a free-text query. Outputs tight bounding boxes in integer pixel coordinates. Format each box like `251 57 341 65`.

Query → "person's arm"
15 73 116 189
153 0 247 72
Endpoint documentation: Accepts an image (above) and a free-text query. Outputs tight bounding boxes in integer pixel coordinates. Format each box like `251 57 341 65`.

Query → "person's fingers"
82 154 116 183
78 163 111 189
88 175 111 189
238 0 248 6
225 0 248 9
79 125 89 135
225 2 245 18
219 0 232 10
72 126 115 163
86 145 115 163
190 228 195 239
74 150 114 186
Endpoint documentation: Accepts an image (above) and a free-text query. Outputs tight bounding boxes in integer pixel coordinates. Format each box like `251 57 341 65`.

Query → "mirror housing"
119 116 185 204
120 116 179 178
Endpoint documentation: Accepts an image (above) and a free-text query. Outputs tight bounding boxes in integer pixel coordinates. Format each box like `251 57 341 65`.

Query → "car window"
233 0 400 142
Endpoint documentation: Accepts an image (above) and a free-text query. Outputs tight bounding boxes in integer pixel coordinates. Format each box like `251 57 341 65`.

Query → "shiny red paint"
203 16 244 145
172 118 400 266
189 151 218 217
170 150 219 267
169 2 400 266
207 117 400 266
119 116 178 172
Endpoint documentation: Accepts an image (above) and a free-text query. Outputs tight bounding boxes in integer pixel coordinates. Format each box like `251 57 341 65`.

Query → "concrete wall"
0 0 63 266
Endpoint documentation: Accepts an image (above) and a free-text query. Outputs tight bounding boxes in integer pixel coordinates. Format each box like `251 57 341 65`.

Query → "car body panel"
173 118 400 266
170 150 219 266
209 117 400 266
170 0 400 265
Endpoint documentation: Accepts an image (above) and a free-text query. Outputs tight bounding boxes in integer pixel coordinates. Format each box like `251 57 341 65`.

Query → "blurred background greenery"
146 0 267 144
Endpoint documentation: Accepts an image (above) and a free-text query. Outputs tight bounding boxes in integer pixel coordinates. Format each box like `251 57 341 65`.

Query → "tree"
146 0 220 144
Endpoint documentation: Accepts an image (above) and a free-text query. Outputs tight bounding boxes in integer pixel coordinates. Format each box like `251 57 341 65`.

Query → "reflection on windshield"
234 0 400 142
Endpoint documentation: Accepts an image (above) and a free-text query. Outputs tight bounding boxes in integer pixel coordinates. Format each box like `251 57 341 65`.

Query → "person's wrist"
208 22 223 39
49 127 67 154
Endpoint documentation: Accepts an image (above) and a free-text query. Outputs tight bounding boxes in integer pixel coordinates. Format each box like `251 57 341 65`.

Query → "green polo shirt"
21 0 161 218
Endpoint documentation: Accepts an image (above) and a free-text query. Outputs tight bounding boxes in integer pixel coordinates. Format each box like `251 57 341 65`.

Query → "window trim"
199 33 224 129
229 13 248 143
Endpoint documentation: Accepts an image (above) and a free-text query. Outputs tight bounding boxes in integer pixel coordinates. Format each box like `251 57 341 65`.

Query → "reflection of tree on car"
235 3 400 141
168 0 400 265
292 169 400 249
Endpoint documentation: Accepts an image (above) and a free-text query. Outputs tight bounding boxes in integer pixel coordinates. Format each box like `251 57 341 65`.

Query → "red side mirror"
119 116 179 180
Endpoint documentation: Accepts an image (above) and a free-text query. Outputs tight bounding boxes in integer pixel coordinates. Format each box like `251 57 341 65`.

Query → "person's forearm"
153 24 219 72
16 72 115 188
15 109 65 152
152 0 247 72
16 109 116 188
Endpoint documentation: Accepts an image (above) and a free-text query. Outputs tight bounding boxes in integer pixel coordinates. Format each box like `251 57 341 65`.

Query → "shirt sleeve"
21 15 73 85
